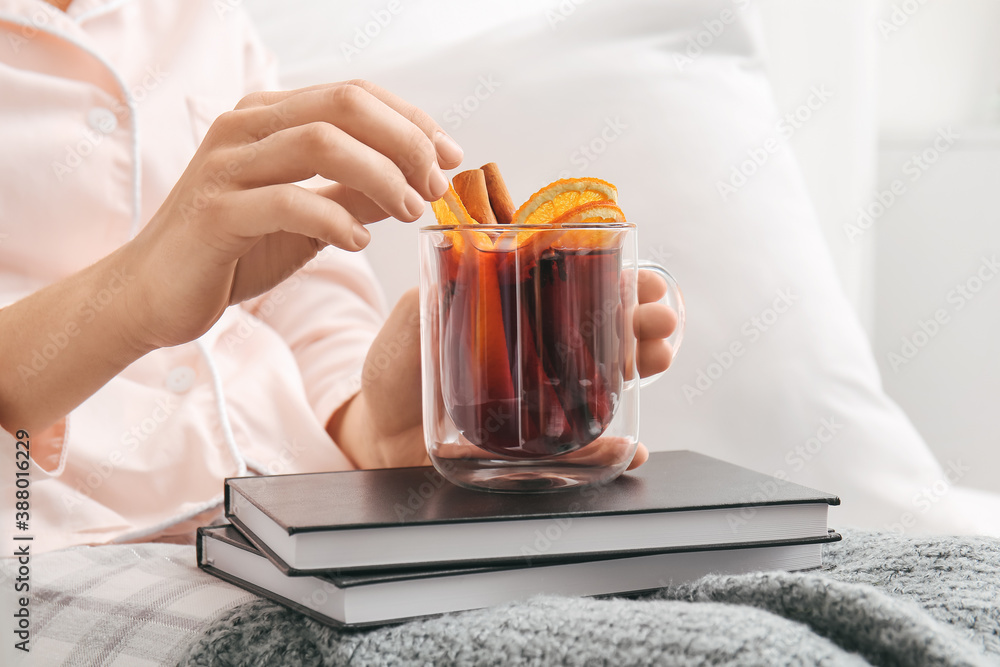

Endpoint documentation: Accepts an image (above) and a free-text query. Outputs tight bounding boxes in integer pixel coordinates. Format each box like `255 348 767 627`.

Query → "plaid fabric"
1 542 254 667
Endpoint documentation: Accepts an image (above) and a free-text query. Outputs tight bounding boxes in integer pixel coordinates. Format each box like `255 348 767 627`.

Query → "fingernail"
427 164 448 199
404 186 426 218
434 131 463 164
353 224 371 249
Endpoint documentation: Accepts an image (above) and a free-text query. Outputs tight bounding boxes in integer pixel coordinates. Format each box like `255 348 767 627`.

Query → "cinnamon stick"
452 169 497 225
480 162 515 224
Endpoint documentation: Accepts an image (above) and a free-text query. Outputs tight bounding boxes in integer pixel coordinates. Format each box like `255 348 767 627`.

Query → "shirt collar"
66 0 136 23
0 0 137 101
0 0 134 28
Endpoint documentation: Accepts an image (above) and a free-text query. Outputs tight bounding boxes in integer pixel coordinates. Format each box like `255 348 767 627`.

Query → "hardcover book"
198 524 841 627
224 450 840 573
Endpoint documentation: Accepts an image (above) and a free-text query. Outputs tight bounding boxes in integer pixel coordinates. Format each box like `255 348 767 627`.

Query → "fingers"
234 83 339 109
343 80 464 168
626 443 649 471
634 270 678 377
237 81 448 151
234 81 462 198
634 302 677 340
232 121 426 222
431 132 464 170
284 86 445 200
637 339 674 378
216 184 370 252
637 269 668 303
314 182 392 225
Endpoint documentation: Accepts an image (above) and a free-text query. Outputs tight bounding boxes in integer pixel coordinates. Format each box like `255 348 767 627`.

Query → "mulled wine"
436 235 626 458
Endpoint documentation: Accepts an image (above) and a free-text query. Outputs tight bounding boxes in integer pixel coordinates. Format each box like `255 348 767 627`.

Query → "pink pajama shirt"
0 0 386 553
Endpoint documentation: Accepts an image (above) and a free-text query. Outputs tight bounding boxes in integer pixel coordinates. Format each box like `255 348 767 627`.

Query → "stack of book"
197 450 840 628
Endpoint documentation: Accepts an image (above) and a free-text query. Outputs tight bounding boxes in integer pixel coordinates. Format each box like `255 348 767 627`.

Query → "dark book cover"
225 449 840 534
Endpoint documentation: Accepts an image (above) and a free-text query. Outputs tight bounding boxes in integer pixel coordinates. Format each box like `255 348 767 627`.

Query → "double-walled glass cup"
419 222 684 492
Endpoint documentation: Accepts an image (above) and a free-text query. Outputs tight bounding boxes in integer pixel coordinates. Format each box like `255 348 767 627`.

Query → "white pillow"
243 0 1000 534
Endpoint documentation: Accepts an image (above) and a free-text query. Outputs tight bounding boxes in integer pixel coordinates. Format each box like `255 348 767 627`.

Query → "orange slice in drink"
548 202 626 225
511 178 618 226
549 202 628 250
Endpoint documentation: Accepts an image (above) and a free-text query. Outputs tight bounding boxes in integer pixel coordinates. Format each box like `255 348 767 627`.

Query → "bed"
7 1 1000 665
11 530 999 666
240 0 1000 533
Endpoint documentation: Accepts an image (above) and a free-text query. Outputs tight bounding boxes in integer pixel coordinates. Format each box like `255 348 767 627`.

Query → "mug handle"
637 260 685 388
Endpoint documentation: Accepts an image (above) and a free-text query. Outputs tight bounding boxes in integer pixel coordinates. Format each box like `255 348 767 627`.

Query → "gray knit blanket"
176 530 1000 667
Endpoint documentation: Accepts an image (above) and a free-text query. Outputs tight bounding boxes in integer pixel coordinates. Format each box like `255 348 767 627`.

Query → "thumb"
626 443 650 471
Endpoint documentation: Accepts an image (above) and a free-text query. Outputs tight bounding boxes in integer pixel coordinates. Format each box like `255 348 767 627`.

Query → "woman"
0 0 676 552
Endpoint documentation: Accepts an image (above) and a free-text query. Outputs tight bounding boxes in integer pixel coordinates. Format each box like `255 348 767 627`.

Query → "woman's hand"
0 80 462 434
329 271 679 471
122 80 464 350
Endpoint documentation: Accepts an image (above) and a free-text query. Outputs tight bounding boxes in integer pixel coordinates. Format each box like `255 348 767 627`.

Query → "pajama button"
166 366 196 393
87 107 118 134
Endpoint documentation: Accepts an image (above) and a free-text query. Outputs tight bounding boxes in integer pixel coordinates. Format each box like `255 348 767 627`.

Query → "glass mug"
419 222 685 492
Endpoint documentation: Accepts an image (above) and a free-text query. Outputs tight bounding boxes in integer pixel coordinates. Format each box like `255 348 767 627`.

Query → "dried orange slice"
501 202 625 254
548 202 626 225
511 178 618 226
431 184 484 254
549 202 628 250
431 184 476 226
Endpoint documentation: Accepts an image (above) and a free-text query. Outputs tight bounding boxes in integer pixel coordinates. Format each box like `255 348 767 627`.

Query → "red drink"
436 233 626 458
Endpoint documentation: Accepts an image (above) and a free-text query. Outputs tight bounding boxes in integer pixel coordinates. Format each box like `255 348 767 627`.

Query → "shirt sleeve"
241 247 388 431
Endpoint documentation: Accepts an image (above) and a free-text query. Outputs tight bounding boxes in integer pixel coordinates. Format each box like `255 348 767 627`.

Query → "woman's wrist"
101 243 162 360
0 244 159 433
